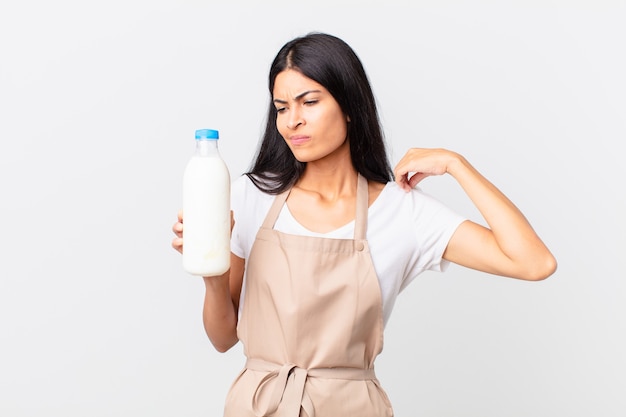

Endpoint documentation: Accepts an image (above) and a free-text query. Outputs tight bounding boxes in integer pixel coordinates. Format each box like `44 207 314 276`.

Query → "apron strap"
246 358 376 417
354 173 369 241
261 189 290 230
260 174 369 241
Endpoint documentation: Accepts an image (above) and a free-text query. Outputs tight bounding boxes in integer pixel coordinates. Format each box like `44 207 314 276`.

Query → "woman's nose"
287 109 304 129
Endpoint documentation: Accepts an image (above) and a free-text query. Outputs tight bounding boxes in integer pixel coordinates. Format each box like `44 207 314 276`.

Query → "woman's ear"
346 115 351 123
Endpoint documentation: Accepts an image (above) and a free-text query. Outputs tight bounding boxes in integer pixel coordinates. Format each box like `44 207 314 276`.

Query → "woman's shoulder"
369 181 466 250
231 174 276 211
372 181 424 205
372 181 461 220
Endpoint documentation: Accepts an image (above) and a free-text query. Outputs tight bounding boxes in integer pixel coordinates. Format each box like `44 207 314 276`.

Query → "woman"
172 33 556 417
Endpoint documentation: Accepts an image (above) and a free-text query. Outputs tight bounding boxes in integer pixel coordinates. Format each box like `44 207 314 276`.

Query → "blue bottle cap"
195 129 219 139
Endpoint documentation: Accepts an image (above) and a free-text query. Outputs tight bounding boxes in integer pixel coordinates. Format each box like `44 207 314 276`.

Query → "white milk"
182 130 231 276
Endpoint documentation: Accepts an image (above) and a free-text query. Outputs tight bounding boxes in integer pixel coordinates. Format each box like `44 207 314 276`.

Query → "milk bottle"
182 129 231 276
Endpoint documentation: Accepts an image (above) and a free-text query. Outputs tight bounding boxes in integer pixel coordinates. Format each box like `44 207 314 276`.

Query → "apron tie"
246 358 376 417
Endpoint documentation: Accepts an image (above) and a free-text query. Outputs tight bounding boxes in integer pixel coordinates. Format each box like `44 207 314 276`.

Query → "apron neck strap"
354 173 368 240
261 174 369 240
262 189 290 230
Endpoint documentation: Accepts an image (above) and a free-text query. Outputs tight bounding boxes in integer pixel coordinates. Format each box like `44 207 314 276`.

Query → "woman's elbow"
522 253 558 281
214 344 233 353
211 337 239 353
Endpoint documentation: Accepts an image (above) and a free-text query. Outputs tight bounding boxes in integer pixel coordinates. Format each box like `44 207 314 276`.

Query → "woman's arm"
200 254 244 352
172 210 244 352
395 148 557 281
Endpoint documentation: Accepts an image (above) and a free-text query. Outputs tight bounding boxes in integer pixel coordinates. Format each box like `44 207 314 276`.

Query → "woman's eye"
275 107 286 113
304 100 318 106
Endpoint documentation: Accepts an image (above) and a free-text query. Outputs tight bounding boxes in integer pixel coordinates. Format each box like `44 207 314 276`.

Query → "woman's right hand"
171 209 183 254
171 207 243 352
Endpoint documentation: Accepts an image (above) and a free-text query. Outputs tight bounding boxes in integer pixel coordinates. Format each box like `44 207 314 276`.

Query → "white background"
1 1 624 416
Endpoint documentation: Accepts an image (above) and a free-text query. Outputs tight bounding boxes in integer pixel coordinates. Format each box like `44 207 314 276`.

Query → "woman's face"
273 69 349 163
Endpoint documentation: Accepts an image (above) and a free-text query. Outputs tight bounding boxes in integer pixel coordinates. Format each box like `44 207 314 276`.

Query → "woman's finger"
172 237 183 254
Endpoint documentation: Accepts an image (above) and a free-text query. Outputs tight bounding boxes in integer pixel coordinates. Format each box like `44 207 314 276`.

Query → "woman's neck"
296 145 358 201
298 167 357 199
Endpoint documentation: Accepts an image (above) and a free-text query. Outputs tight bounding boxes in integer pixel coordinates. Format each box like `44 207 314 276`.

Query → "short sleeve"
229 176 248 259
229 175 276 260
399 187 466 290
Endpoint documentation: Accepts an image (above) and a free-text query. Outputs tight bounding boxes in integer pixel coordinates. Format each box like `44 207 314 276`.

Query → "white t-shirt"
230 175 466 326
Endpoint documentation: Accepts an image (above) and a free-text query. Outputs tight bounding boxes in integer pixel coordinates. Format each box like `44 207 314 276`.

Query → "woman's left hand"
394 148 460 192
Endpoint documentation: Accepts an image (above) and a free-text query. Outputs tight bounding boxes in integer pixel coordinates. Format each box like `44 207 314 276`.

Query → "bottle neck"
195 139 219 157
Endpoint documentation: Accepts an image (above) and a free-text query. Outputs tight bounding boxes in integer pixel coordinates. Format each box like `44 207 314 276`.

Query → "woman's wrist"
445 151 468 177
203 271 230 289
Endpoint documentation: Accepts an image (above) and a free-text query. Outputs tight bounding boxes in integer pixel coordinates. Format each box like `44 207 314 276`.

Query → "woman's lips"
289 135 311 145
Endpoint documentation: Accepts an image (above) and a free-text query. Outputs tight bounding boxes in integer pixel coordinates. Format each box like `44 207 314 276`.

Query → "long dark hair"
247 33 393 194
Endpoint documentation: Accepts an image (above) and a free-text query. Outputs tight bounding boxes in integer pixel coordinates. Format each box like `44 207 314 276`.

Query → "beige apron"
224 174 393 417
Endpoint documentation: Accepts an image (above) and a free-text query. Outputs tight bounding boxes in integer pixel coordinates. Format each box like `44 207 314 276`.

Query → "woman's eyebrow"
273 90 322 104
